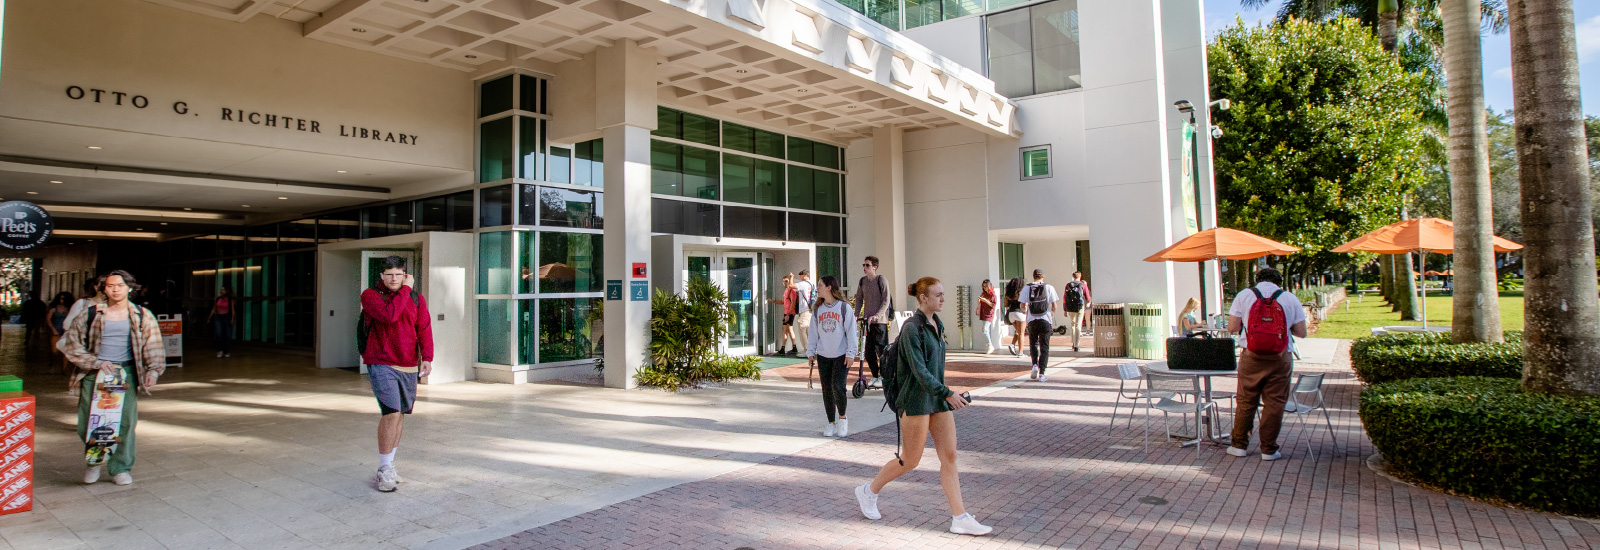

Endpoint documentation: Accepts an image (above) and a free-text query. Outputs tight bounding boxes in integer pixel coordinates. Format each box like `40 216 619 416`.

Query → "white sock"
379 450 395 468
954 513 970 520
862 483 877 496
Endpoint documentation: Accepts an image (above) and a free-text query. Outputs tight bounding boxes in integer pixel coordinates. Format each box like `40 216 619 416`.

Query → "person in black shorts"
768 273 799 355
359 256 434 492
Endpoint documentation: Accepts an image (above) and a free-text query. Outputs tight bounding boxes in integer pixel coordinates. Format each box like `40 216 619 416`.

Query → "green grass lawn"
1312 291 1525 340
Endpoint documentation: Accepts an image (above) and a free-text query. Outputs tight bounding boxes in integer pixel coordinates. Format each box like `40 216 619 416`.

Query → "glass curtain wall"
476 72 605 368
985 0 1081 98
834 0 1047 31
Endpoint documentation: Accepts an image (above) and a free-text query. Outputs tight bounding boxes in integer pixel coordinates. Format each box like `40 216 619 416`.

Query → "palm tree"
1506 0 1600 396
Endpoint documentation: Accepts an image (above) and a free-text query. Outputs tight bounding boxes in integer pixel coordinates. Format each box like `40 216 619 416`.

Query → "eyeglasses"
862 264 873 268
381 273 407 278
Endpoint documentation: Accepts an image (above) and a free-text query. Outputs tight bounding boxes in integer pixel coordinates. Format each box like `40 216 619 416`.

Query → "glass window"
547 146 572 184
818 245 846 284
652 199 720 237
987 8 1034 98
813 143 840 169
573 139 603 187
724 123 754 154
477 299 513 365
319 211 359 243
481 185 513 227
682 111 719 146
754 128 785 159
281 219 317 248
724 206 785 241
218 231 245 257
247 224 278 254
651 141 720 199
651 141 683 195
518 75 542 113
723 154 785 207
1021 146 1051 179
999 242 1025 281
417 191 473 232
790 213 842 244
537 232 603 293
536 187 603 229
480 116 514 182
787 137 814 166
518 300 535 365
538 298 603 363
813 170 841 213
654 107 682 140
361 205 409 238
480 75 512 118
788 166 815 210
447 191 474 231
986 0 1081 98
519 115 540 180
479 231 515 294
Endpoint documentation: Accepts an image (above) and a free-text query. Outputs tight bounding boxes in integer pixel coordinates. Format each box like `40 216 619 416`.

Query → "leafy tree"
1210 18 1433 285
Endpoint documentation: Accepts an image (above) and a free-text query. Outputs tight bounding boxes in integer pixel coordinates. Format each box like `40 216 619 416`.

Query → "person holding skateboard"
61 270 166 486
361 256 434 493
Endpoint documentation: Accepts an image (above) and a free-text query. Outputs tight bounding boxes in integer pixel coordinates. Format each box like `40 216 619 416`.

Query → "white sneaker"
83 465 102 484
823 422 836 437
216 351 224 358
985 346 995 355
112 472 133 486
854 483 881 520
836 419 849 437
224 352 231 358
1037 373 1048 382
1226 447 1249 458
950 513 993 536
376 465 400 492
1261 451 1284 461
1030 366 1039 380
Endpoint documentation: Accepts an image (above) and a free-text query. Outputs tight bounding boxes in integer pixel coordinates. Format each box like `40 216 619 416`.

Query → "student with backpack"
1061 271 1091 352
853 256 892 388
808 276 858 437
1225 268 1307 461
853 276 992 536
360 256 435 492
60 270 166 486
1018 269 1058 381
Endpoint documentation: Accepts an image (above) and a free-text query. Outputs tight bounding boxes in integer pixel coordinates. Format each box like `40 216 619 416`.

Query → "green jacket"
894 310 954 416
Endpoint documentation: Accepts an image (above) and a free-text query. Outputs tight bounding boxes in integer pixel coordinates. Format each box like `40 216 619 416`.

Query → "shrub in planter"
636 277 761 391
1349 331 1523 385
1360 377 1600 516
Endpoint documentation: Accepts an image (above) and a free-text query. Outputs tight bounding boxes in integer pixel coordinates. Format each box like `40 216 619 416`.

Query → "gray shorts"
369 364 418 415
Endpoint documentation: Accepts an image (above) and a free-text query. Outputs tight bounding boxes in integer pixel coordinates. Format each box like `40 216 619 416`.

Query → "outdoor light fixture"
1209 98 1231 111
1173 99 1194 114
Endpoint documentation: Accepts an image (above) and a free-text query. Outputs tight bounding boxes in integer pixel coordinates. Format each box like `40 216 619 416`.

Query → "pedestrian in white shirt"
1018 269 1058 381
1225 268 1308 461
808 276 859 437
793 270 815 355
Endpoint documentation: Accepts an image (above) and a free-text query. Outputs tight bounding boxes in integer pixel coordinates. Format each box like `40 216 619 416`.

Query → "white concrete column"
872 126 907 308
596 39 656 389
1161 0 1222 316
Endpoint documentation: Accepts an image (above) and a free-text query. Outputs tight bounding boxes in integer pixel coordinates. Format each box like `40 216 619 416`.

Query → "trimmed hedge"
1361 377 1600 516
1349 331 1523 385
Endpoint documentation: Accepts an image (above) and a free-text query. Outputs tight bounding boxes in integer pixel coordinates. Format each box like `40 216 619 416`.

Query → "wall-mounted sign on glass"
0 201 54 250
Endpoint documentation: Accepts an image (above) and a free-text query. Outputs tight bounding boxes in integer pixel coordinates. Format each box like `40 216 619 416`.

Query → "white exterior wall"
899 17 987 75
1160 0 1222 316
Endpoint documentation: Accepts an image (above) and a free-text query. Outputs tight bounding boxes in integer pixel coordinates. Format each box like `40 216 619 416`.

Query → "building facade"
0 0 1218 387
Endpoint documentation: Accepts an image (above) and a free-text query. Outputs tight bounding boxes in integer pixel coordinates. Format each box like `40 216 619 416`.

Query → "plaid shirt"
61 302 167 380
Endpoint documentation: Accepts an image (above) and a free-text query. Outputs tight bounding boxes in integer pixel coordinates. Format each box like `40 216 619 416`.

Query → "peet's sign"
64 84 421 146
0 202 53 251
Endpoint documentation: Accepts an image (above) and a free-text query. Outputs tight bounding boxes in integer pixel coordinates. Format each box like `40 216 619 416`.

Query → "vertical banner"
1180 121 1199 235
0 392 35 516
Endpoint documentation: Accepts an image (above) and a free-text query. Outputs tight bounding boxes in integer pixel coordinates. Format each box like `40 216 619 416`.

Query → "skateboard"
84 369 128 466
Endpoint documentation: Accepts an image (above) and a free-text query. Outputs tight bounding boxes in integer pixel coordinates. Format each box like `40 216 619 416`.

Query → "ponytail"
907 276 941 300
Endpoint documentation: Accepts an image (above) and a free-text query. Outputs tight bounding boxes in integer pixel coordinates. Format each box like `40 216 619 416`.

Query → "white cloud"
1579 14 1600 65
1492 66 1514 80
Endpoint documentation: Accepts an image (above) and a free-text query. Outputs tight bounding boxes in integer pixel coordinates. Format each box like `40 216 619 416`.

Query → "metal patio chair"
1109 362 1171 433
1285 373 1337 458
1143 371 1214 457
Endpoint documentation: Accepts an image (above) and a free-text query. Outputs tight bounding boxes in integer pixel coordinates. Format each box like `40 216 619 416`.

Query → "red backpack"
1244 287 1289 354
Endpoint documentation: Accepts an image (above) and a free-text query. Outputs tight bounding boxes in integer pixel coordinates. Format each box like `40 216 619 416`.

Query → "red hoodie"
360 286 434 369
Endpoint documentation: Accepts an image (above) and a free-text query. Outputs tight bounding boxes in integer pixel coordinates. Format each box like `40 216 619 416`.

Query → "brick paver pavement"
474 351 1600 550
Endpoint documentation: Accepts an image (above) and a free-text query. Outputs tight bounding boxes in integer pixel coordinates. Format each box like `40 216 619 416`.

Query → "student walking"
61 270 166 486
1226 268 1307 461
854 256 892 387
808 276 859 437
47 291 74 373
793 270 815 355
1062 271 1091 351
360 256 435 492
209 286 238 358
1003 278 1025 356
1019 270 1058 381
853 277 991 536
975 279 999 354
768 274 799 355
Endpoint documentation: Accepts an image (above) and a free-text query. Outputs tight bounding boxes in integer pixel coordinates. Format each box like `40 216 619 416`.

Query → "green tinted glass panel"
723 154 784 207
787 137 814 165
788 166 815 210
868 0 900 29
651 141 683 195
814 143 840 169
518 231 536 293
479 117 513 182
479 231 515 294
654 107 681 139
574 139 603 187
480 76 512 117
518 116 539 180
999 242 1025 281
518 299 534 364
723 123 755 154
688 256 712 284
518 75 541 113
818 246 845 283
754 128 785 158
548 146 571 184
539 298 603 362
477 299 513 365
813 170 841 213
538 232 603 293
682 145 720 200
905 0 939 29
1023 148 1050 178
682 111 719 146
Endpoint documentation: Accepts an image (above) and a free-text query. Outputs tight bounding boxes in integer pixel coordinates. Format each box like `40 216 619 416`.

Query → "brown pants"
1231 350 1293 454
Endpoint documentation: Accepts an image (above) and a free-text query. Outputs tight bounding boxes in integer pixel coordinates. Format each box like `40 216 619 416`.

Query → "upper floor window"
1020 145 1050 179
986 0 1081 98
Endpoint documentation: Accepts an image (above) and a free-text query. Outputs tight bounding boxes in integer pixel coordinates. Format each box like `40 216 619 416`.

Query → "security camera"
1208 98 1231 111
1210 125 1224 139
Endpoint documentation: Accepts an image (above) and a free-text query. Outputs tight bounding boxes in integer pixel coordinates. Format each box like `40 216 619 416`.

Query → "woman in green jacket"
853 276 992 536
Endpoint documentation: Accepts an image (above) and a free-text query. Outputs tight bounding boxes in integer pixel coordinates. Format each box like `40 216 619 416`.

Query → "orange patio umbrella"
1333 217 1523 329
1144 228 1300 317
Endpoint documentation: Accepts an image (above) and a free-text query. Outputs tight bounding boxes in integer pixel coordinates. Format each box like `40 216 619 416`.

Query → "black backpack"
1027 283 1050 316
1063 281 1085 312
357 288 420 356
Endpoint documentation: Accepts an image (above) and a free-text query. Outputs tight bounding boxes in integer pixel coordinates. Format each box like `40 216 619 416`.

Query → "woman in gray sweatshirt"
808 276 859 437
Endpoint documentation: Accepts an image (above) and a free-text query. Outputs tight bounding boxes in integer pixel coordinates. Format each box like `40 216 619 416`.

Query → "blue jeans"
212 317 233 354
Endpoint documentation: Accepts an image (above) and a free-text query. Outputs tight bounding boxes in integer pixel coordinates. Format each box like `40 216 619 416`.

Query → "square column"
596 39 657 389
873 126 907 303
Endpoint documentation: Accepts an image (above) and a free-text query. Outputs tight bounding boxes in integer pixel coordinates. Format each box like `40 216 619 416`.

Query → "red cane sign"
0 392 35 515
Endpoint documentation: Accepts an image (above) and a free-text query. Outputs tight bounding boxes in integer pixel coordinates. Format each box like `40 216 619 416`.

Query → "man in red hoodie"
361 256 434 492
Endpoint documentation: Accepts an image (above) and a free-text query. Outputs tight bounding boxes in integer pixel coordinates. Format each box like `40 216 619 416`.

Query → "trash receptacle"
1125 303 1165 360
1092 303 1126 357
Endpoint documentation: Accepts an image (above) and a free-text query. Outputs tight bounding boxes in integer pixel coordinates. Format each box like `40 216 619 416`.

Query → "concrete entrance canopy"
151 0 1021 142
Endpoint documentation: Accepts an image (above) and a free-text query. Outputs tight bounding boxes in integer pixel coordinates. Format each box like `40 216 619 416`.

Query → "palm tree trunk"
1379 255 1393 305
1443 0 1503 343
1399 252 1422 321
1507 0 1600 396
1378 0 1400 52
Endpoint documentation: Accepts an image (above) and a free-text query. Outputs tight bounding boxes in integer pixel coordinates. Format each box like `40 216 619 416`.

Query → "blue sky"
1202 1 1600 117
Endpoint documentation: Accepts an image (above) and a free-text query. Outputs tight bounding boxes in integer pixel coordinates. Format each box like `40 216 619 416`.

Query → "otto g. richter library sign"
63 84 423 146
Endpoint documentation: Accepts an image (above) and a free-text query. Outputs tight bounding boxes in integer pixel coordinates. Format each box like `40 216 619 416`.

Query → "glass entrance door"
724 253 758 354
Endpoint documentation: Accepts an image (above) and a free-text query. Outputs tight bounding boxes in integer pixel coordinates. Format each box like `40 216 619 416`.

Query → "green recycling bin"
1126 302 1165 360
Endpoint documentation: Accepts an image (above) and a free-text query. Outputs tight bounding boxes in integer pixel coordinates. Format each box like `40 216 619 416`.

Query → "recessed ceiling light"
797 89 809 93
846 105 857 109
352 27 367 33
25 192 37 195
136 228 144 231
241 204 251 208
48 180 62 184
336 170 348 173
160 222 168 226
278 197 289 200
735 69 748 74
183 207 193 211
87 146 102 150
465 55 478 59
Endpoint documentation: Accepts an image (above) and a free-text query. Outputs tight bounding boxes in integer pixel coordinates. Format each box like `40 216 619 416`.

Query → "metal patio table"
1146 361 1234 447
